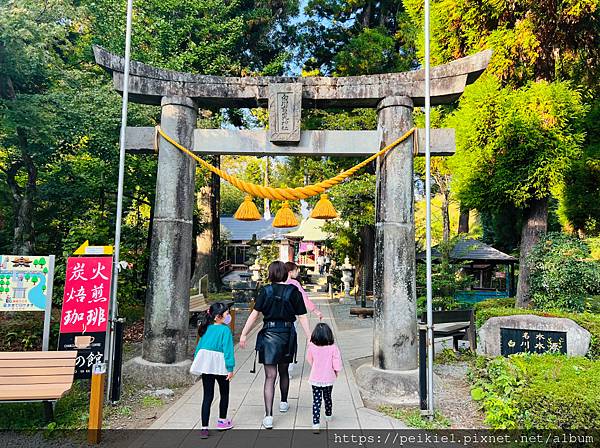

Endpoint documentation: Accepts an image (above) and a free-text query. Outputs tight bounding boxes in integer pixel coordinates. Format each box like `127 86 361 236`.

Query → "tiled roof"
417 238 517 262
221 217 298 242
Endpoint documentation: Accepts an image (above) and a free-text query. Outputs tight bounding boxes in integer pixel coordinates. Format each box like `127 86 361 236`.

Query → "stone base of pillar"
123 356 195 387
355 363 440 408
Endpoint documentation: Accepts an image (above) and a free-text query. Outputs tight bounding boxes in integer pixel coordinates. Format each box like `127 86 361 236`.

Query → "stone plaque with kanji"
500 327 567 356
268 83 301 144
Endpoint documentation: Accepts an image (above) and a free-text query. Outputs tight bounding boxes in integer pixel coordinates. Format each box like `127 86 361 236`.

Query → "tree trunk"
515 197 548 308
6 134 37 255
458 205 470 234
12 187 35 255
209 156 221 292
441 189 450 242
190 185 212 288
356 224 374 295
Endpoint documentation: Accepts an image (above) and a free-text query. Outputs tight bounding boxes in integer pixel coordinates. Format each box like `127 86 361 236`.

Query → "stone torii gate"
94 46 490 404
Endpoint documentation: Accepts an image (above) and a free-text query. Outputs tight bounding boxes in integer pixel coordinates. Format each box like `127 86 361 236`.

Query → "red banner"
60 256 112 334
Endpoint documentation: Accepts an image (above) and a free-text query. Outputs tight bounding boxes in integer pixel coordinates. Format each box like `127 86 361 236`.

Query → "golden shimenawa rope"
155 126 417 201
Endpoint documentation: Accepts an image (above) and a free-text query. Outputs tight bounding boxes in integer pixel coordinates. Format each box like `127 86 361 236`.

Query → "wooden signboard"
58 256 113 379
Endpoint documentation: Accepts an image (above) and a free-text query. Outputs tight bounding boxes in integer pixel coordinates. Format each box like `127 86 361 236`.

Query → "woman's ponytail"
197 301 229 340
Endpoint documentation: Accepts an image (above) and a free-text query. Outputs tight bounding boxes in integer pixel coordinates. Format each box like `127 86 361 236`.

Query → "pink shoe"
200 429 209 439
217 419 234 431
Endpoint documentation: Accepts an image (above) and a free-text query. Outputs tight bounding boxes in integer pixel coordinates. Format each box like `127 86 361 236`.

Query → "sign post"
88 362 107 444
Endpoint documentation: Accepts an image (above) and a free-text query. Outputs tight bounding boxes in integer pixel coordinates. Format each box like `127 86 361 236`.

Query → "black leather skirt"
255 322 297 365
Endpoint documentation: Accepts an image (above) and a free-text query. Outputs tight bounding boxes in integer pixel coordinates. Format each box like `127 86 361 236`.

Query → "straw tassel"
272 202 299 228
310 194 338 219
234 195 261 221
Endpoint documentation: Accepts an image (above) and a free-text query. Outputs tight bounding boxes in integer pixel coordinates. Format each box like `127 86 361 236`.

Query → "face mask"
223 314 232 325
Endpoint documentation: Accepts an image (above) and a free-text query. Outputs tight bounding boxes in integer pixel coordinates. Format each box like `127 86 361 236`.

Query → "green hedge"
470 354 600 429
474 299 600 359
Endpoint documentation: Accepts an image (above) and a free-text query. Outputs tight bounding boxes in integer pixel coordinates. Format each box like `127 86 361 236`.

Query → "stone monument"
478 315 591 357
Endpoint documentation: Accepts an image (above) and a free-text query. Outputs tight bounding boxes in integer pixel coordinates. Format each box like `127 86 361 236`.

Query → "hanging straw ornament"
310 194 337 219
234 195 261 221
272 201 299 228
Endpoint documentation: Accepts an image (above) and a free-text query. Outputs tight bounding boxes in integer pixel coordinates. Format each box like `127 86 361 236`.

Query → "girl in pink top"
306 322 342 433
284 262 323 320
284 261 323 378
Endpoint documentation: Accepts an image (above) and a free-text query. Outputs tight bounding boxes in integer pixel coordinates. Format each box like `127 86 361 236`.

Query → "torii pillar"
355 96 420 405
94 46 491 391
144 96 197 365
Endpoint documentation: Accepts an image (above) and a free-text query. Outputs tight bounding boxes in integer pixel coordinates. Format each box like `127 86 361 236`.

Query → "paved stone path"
144 294 405 434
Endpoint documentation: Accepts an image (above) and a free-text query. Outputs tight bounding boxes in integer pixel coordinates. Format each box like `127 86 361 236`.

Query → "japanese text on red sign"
60 257 112 333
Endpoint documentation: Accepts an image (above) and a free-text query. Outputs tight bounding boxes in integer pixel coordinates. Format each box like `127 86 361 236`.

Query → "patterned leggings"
311 385 333 424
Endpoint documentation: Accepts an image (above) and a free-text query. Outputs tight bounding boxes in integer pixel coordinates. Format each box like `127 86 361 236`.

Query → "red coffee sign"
60 256 112 334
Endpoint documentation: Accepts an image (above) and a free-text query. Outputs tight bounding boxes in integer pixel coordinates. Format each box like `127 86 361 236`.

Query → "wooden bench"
350 307 374 318
189 294 210 313
418 309 476 351
0 351 77 420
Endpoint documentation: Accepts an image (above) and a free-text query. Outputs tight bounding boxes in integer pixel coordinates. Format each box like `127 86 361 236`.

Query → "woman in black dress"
240 261 311 429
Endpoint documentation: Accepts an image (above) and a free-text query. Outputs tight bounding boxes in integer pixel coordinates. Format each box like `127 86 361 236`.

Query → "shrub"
470 355 600 429
528 232 600 312
474 299 600 360
416 295 465 315
416 237 472 299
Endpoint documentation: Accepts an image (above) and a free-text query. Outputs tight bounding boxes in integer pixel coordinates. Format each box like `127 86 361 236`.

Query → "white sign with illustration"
0 255 54 311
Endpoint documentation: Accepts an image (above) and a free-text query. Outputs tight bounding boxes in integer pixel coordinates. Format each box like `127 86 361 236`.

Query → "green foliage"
300 0 417 75
469 356 523 429
528 232 600 312
435 347 476 364
417 296 464 316
323 174 375 265
379 406 451 429
416 238 472 300
448 76 587 213
474 300 600 359
404 0 600 87
256 241 280 282
88 0 299 75
559 101 600 235
470 355 600 429
334 28 407 76
141 395 163 408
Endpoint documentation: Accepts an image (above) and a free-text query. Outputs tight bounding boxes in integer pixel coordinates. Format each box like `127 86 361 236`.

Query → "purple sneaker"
217 419 234 431
200 429 209 439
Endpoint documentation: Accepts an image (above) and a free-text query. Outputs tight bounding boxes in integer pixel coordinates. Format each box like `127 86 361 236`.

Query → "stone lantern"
340 257 354 304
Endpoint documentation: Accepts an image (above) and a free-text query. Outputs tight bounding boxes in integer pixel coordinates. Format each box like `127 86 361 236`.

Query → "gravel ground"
433 362 487 429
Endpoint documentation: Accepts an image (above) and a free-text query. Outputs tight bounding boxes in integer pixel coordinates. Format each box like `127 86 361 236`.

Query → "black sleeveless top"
254 283 307 322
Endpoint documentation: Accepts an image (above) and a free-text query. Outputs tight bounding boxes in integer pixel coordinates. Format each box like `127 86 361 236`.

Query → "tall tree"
0 0 80 253
447 77 587 307
300 0 418 74
89 0 301 288
404 0 600 88
406 0 600 304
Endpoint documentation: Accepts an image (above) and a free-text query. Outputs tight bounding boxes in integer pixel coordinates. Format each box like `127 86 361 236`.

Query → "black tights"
263 363 290 416
201 374 229 427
